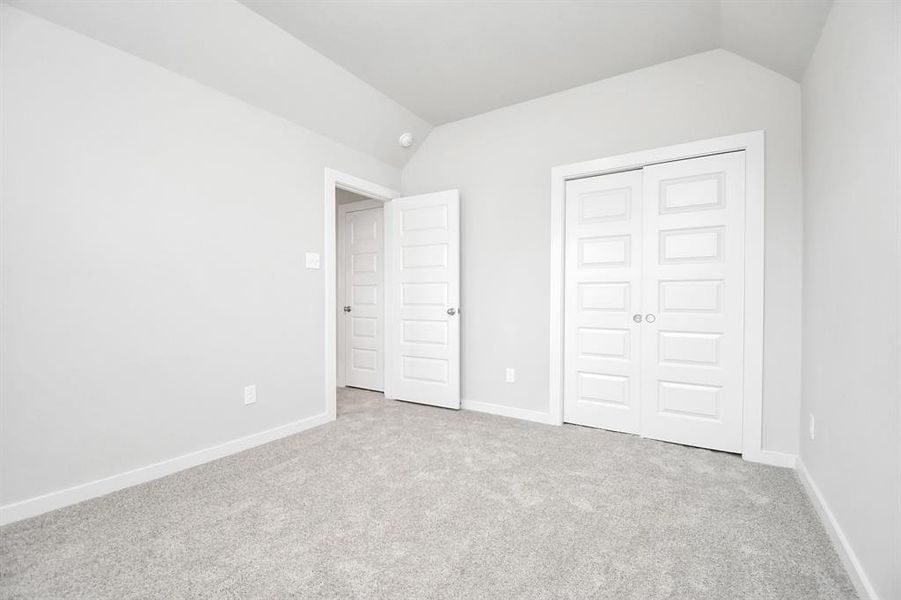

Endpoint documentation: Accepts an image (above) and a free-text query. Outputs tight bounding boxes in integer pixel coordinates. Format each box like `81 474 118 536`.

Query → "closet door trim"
550 130 772 465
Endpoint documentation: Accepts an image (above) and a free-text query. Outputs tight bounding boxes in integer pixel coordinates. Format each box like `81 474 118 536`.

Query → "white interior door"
343 205 384 391
640 151 746 452
386 190 460 409
563 170 643 433
562 151 747 453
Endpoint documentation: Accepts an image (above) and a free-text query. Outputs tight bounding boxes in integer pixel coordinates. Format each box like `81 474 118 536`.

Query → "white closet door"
344 206 384 391
640 151 746 452
563 170 643 433
386 190 460 409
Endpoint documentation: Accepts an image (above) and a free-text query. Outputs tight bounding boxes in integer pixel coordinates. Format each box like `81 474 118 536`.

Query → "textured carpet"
1 388 856 599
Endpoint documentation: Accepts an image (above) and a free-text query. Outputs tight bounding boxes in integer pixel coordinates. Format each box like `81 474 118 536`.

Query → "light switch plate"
305 252 321 269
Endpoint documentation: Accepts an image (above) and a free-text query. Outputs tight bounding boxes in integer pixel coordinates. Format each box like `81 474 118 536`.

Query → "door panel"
344 206 384 391
640 151 745 452
387 190 460 409
562 151 747 454
563 170 643 433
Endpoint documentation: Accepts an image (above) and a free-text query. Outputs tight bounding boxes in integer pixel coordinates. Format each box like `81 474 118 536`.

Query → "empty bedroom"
0 1 898 598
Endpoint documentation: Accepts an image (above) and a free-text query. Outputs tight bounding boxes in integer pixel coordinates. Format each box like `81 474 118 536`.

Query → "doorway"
564 151 746 453
549 131 769 462
323 168 463 420
324 169 398 421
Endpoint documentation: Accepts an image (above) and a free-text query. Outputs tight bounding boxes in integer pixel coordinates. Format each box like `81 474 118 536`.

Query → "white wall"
336 189 372 206
403 49 804 455
0 6 399 509
800 2 901 598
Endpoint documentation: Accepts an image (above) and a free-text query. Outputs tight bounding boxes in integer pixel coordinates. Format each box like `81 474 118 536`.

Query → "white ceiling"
5 0 431 167
240 0 832 125
7 0 832 166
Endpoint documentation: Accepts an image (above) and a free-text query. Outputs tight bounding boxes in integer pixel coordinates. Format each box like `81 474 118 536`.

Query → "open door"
386 190 460 409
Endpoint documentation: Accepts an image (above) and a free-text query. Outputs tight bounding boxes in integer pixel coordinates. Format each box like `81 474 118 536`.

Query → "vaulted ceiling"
7 0 832 166
240 0 833 124
4 0 432 167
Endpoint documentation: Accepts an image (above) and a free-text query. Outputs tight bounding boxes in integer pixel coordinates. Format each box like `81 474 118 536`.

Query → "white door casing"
341 204 384 391
325 169 400 421
386 190 461 409
551 131 769 464
640 151 745 452
563 170 643 434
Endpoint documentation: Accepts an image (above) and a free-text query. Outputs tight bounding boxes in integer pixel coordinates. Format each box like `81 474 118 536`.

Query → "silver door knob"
343 306 351 312
446 308 457 316
645 314 656 323
633 314 642 323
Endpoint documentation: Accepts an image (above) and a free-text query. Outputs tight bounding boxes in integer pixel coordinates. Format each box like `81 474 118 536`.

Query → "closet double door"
563 151 746 453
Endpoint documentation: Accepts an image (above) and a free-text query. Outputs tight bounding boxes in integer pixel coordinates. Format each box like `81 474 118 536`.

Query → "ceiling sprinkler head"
398 132 414 148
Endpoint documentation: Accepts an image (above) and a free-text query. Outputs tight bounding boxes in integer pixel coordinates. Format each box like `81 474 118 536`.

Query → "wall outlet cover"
244 385 257 405
505 368 516 383
305 252 321 269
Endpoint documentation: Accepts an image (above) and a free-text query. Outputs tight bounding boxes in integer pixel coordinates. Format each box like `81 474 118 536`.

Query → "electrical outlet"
809 414 815 440
244 385 257 405
505 368 516 383
305 252 320 269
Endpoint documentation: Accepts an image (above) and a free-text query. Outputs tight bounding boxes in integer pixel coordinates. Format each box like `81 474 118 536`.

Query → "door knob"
645 314 656 323
446 308 457 316
343 306 351 312
632 314 642 323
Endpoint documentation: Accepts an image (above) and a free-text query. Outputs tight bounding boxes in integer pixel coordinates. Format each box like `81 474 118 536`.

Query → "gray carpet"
1 388 856 599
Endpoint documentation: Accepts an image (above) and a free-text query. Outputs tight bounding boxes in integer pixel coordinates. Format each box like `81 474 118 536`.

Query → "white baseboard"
742 449 797 468
796 458 880 600
0 412 334 526
462 399 559 426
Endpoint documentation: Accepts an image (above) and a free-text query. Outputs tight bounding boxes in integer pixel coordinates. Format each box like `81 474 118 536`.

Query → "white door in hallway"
342 205 384 391
386 190 460 409
563 170 644 434
563 151 746 453
640 152 745 452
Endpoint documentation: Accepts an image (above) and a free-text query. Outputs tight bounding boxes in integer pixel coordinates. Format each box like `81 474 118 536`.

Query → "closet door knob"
447 308 457 316
632 314 642 323
343 306 351 313
645 314 656 323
